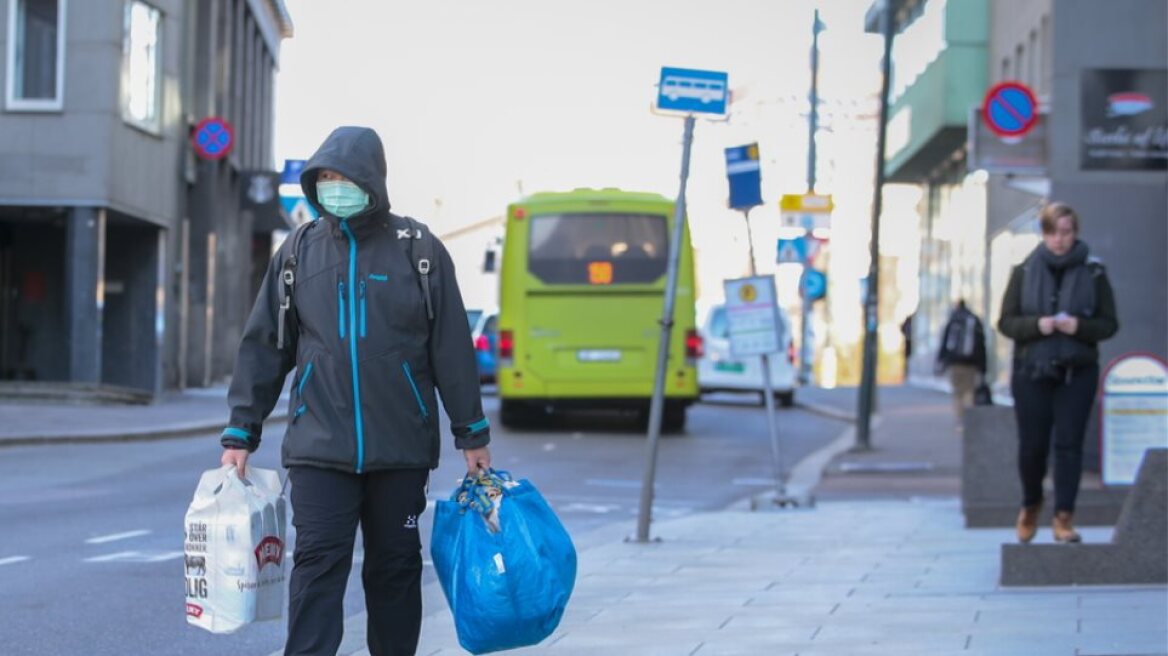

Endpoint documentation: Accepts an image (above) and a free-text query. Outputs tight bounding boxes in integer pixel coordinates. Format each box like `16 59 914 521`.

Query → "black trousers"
1010 363 1099 513
285 466 429 656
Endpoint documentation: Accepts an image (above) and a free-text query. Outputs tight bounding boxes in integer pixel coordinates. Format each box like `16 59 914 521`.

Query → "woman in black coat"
997 202 1118 544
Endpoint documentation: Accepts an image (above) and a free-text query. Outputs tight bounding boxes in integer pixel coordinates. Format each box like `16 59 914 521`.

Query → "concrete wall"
1049 0 1168 364
0 1 185 226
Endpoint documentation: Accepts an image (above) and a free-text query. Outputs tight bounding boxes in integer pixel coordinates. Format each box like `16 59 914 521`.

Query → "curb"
0 415 289 448
794 399 857 423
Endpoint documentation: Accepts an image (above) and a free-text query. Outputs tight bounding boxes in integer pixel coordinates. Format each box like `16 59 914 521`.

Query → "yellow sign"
588 261 613 285
738 283 757 303
780 193 834 213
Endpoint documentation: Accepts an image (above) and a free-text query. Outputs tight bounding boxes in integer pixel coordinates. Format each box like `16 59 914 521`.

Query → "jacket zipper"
359 279 367 338
402 361 430 423
294 362 313 421
337 281 346 339
341 220 367 473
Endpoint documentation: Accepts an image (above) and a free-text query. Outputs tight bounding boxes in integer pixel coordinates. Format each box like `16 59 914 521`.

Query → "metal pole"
800 8 823 386
743 210 790 502
636 114 695 543
857 1 896 450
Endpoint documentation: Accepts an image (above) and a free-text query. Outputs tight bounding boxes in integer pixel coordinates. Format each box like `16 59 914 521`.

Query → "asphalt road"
0 391 846 656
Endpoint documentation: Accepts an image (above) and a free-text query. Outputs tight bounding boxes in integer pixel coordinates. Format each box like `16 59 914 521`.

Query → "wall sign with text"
1081 69 1167 171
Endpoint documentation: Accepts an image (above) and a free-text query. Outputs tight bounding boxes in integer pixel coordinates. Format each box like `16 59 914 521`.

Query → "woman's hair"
1039 202 1079 234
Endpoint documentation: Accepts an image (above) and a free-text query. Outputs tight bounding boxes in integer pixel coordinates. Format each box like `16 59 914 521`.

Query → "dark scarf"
1018 240 1099 378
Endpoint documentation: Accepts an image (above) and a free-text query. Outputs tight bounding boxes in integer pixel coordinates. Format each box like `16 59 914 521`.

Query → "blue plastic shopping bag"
430 469 577 655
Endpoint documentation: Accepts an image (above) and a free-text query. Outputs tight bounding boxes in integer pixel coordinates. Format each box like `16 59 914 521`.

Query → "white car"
697 304 797 407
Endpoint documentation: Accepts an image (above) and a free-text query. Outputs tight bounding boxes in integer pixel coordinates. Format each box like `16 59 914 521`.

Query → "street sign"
776 237 808 264
982 81 1039 138
191 117 234 160
280 196 318 224
800 268 827 302
723 276 782 357
780 193 833 231
1101 353 1168 485
656 67 729 116
725 143 762 209
281 159 307 185
969 107 1048 175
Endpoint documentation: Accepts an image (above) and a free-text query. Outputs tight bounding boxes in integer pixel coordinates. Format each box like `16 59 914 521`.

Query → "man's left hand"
463 446 491 476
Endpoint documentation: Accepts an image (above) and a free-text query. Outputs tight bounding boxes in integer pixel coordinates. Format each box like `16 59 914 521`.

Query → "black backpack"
276 214 436 351
943 312 981 362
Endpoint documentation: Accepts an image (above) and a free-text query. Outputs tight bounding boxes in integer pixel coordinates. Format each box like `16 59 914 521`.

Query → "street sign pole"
800 9 823 387
742 211 792 505
636 115 695 543
857 0 896 450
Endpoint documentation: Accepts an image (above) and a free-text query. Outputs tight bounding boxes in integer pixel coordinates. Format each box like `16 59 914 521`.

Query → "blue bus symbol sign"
657 67 729 116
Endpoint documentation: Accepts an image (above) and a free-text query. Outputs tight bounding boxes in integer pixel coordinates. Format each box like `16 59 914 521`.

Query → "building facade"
0 0 292 396
871 0 1167 391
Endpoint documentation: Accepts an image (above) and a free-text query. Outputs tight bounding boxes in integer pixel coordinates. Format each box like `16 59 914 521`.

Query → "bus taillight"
685 329 703 360
499 330 514 364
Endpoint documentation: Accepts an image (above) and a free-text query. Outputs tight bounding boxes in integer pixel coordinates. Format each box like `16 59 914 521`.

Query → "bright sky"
273 0 892 316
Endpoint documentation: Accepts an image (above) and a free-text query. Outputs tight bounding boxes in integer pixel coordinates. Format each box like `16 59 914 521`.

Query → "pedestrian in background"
935 300 987 424
998 201 1118 545
220 126 493 655
900 313 914 381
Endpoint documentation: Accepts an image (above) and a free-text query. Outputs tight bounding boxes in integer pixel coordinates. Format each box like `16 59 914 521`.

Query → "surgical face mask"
317 180 370 219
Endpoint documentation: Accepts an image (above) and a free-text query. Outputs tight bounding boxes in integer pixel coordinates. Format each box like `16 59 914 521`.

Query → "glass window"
466 309 483 332
527 213 668 285
6 0 66 109
709 307 729 339
123 1 161 130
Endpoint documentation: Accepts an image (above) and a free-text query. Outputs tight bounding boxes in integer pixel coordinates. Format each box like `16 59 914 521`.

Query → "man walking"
936 299 988 425
219 126 492 655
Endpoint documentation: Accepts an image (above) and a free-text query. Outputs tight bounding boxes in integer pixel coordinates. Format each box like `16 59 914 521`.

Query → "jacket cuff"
220 426 260 453
453 417 491 450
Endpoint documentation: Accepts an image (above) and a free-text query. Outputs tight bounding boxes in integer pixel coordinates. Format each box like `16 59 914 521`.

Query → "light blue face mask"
317 180 370 219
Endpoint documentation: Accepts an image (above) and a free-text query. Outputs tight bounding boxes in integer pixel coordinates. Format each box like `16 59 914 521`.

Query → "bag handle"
452 468 514 517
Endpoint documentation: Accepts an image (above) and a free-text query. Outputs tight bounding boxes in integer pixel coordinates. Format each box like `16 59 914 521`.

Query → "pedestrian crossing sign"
776 237 808 264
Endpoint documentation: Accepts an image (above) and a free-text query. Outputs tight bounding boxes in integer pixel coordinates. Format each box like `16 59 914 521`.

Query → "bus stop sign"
657 67 729 115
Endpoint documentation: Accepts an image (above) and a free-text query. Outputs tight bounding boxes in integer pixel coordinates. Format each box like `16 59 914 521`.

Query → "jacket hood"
300 126 391 221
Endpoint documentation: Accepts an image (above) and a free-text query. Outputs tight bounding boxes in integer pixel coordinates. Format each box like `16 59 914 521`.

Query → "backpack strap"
394 214 436 322
277 220 317 351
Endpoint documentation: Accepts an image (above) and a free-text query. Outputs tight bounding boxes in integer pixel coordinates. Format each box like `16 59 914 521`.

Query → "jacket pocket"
292 361 315 423
402 361 430 424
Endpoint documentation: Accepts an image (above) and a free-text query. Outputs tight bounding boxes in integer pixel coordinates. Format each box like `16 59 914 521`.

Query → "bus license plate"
577 349 621 363
715 361 745 373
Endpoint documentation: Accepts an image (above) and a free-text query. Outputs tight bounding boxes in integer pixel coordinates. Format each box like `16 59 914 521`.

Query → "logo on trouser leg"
403 515 418 529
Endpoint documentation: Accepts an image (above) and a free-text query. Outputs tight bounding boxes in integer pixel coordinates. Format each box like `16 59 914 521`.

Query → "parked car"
697 304 797 407
466 308 498 384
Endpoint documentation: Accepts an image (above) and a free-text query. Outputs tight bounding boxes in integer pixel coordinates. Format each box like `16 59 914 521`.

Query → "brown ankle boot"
1052 511 1081 543
1016 505 1041 543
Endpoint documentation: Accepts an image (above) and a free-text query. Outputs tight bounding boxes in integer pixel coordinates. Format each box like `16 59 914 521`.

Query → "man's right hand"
221 448 249 479
1038 316 1056 335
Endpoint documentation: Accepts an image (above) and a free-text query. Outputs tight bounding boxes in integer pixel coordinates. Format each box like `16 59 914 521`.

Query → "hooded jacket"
221 126 490 473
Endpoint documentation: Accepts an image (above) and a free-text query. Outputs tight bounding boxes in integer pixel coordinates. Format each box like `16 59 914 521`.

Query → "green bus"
496 188 701 432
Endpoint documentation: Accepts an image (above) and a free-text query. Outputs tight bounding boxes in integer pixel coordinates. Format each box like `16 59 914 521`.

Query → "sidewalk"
387 385 1165 656
0 384 287 445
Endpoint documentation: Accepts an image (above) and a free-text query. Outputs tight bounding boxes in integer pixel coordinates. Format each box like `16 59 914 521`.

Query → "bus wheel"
662 402 687 434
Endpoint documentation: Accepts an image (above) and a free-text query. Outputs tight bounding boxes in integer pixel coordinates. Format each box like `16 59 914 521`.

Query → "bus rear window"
527 213 668 284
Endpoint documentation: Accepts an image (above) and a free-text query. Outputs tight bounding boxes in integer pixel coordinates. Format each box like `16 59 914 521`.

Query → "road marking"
732 477 781 486
0 556 30 566
86 529 151 544
84 550 184 563
558 502 620 514
584 478 642 489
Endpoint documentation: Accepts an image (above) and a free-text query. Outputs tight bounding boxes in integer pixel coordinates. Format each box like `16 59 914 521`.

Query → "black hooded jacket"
221 126 490 473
